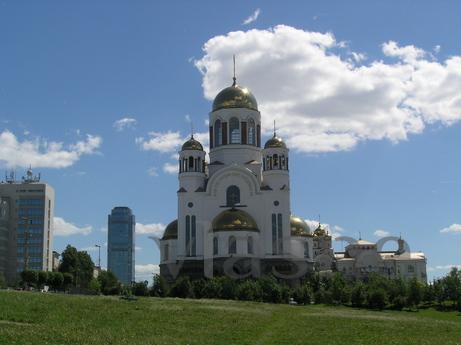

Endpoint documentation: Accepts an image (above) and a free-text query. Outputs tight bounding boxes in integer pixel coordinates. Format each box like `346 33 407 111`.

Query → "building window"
188 156 194 169
213 237 218 255
226 185 240 206
229 117 240 144
229 236 236 254
408 265 415 273
185 215 196 257
248 119 255 145
304 242 309 258
214 119 222 147
247 236 253 254
272 213 283 254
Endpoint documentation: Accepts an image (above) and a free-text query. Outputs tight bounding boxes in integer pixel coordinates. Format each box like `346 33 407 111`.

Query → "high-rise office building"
107 207 135 285
0 169 54 284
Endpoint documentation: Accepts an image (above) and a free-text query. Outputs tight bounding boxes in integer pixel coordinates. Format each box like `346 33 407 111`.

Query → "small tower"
262 128 289 190
178 135 206 192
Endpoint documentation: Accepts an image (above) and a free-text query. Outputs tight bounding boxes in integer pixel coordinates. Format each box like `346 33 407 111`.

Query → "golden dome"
290 216 311 236
162 220 178 240
212 84 258 112
181 135 203 151
264 134 287 149
212 208 259 232
314 224 327 237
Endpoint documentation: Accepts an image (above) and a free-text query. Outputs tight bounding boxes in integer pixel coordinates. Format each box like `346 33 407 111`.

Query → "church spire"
232 54 237 86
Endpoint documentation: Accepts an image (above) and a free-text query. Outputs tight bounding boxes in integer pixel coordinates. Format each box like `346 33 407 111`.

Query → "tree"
351 282 367 308
59 245 95 288
132 281 149 296
37 271 48 288
98 270 121 295
21 270 38 288
89 278 101 294
151 274 168 297
47 272 64 291
63 272 73 290
407 277 423 308
235 280 262 302
367 288 387 310
258 276 283 303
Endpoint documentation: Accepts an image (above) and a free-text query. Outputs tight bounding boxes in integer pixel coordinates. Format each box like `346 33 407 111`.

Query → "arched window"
229 236 236 254
213 237 218 255
247 236 253 255
229 117 240 144
226 185 240 206
273 154 279 167
281 155 285 169
189 156 194 169
214 119 222 147
248 119 255 145
185 215 196 257
304 242 309 258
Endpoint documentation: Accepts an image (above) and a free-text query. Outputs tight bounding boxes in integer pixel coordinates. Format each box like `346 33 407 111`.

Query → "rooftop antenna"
359 231 362 240
273 120 277 137
190 121 194 139
232 54 237 86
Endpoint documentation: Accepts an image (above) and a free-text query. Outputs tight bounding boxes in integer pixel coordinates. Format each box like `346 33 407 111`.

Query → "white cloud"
163 162 177 175
374 229 391 237
242 8 261 25
80 246 99 252
113 117 137 131
0 131 102 168
440 223 461 234
428 264 461 272
136 222 166 236
136 131 183 153
135 264 160 281
54 217 92 236
195 25 461 153
135 246 142 251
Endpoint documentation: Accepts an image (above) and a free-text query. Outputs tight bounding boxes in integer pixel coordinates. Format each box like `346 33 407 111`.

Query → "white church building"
159 77 426 284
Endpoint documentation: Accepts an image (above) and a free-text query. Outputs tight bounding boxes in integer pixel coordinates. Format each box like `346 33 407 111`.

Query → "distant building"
335 237 427 283
52 251 60 271
0 169 55 284
107 207 135 285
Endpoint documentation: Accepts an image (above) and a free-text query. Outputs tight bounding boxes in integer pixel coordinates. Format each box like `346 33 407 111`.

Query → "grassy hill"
0 290 460 345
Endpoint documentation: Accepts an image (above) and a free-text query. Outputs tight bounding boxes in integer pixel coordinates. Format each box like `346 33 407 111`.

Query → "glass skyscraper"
107 207 135 285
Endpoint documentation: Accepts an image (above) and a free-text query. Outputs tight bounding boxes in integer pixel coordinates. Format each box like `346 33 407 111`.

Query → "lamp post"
21 216 31 271
95 244 101 268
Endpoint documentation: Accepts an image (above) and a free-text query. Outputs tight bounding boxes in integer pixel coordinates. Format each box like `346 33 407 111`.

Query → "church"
158 76 426 284
159 76 333 284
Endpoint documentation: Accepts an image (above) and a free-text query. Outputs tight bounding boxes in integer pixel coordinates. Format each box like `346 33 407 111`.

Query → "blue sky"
1 1 460 281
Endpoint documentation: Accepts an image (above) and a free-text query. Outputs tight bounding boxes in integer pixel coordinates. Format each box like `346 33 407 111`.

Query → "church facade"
158 78 426 284
159 79 332 283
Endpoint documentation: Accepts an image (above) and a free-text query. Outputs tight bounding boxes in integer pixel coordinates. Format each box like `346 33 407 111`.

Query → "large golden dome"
212 84 258 112
212 208 259 232
162 220 178 240
290 216 311 237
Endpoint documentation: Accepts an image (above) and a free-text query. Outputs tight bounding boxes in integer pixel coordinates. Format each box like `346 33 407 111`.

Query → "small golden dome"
314 224 327 237
181 136 203 151
264 134 286 149
212 84 258 112
290 216 311 236
162 220 178 240
212 208 259 232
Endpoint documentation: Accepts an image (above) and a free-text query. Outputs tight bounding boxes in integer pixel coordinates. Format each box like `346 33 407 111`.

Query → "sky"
1 1 460 282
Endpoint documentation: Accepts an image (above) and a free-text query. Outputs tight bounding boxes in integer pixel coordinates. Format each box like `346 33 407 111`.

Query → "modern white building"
159 78 331 283
0 169 54 284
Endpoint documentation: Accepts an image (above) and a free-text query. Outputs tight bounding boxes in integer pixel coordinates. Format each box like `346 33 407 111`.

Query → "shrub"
0 273 6 289
47 272 64 291
351 282 366 308
407 277 423 308
98 271 121 295
236 280 262 301
258 277 283 303
191 279 207 299
132 281 149 296
21 270 38 287
201 278 222 299
367 288 387 310
37 271 48 288
169 276 194 298
151 274 168 297
89 278 101 294
293 285 312 305
391 295 406 310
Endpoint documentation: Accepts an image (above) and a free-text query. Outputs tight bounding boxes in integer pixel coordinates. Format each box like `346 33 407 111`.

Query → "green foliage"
98 271 121 295
169 276 194 298
21 270 38 287
201 277 223 299
258 276 283 303
151 274 168 297
59 245 95 288
37 271 48 288
367 288 387 310
63 272 73 289
407 277 423 308
351 282 367 307
89 278 101 294
132 281 149 297
47 272 64 290
293 285 312 305
235 280 262 301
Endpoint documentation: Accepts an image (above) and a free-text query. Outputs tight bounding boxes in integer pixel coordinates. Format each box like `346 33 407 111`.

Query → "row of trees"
149 268 461 311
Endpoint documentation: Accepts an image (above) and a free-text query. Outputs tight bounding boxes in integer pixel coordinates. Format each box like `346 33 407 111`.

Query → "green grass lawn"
0 290 460 345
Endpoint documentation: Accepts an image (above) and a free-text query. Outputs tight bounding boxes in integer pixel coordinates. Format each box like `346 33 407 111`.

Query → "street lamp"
94 244 101 268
